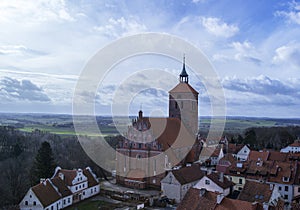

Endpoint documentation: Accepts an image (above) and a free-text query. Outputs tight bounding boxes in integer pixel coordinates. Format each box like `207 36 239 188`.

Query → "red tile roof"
171 164 205 185
177 188 216 210
206 172 235 189
83 168 99 187
238 181 272 204
268 151 288 161
55 169 77 186
169 82 199 94
289 141 300 147
177 188 262 210
248 151 269 161
50 177 72 197
227 143 244 154
31 180 61 207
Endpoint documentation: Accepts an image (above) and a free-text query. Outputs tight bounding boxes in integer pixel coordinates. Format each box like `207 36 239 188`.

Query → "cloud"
0 45 46 56
273 42 300 67
0 77 50 102
222 75 300 97
0 0 75 24
93 17 147 38
275 1 300 25
200 17 239 38
212 41 262 65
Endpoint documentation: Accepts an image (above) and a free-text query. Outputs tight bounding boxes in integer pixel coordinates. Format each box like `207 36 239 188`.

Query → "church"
116 57 202 189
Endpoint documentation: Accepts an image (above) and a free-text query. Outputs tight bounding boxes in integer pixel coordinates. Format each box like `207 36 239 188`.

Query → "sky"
0 0 300 118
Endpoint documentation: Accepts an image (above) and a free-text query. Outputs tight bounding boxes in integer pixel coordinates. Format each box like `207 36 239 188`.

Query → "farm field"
0 113 300 136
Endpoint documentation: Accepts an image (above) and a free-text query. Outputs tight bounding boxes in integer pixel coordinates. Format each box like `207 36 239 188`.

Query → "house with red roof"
280 140 300 153
193 172 234 196
160 163 205 203
19 166 100 210
177 188 265 210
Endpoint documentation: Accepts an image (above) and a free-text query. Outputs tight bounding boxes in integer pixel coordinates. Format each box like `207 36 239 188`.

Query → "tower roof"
180 55 189 83
169 82 199 94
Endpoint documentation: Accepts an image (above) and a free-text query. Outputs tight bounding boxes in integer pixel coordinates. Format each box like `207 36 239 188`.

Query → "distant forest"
1 125 300 209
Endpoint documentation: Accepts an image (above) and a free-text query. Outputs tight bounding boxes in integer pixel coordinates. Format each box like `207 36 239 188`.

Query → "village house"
193 172 234 196
177 188 267 210
160 163 205 203
281 140 300 153
236 145 251 161
238 180 282 208
19 166 100 210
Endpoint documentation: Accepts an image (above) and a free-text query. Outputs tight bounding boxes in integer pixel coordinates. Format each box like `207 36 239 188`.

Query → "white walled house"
19 166 100 210
19 179 63 210
160 164 204 203
193 172 234 196
280 141 300 153
236 145 251 161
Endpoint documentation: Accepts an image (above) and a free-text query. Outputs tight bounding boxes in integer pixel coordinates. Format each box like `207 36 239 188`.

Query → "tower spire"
180 54 188 83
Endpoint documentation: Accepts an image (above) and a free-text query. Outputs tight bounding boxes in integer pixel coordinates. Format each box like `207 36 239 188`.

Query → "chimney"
199 188 206 197
58 172 64 180
219 172 224 182
217 194 224 204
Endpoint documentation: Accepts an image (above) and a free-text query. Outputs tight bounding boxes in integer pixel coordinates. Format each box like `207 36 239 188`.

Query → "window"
279 186 282 191
75 186 78 190
33 201 36 206
298 187 300 193
175 102 178 109
284 194 288 200
29 195 32 198
68 198 71 203
83 191 85 195
239 179 243 184
138 143 142 149
63 199 66 205
51 206 53 210
205 180 210 185
285 186 289 192
25 201 28 206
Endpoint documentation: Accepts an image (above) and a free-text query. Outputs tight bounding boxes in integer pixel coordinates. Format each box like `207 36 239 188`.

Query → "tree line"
0 126 117 209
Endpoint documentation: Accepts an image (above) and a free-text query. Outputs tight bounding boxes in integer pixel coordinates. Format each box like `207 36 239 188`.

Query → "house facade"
160 164 204 203
281 141 300 153
19 166 100 210
236 145 251 161
193 172 234 196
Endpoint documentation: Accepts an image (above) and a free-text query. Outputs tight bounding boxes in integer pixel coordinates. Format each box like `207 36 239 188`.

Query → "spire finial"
180 53 188 83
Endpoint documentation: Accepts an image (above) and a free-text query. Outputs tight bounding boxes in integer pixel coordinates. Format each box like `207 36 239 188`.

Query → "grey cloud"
222 75 299 96
0 77 50 102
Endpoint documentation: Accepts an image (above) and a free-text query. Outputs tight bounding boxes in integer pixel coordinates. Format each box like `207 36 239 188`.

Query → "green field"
1 113 300 136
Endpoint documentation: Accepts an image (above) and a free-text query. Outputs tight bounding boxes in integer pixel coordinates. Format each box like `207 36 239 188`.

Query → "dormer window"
283 176 289 182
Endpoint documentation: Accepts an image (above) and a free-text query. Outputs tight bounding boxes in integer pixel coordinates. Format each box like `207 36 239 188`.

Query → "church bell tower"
169 56 199 136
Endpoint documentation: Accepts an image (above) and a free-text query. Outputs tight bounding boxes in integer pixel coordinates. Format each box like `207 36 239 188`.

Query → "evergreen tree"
31 141 56 184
